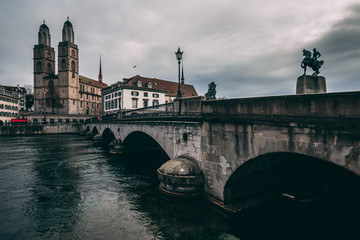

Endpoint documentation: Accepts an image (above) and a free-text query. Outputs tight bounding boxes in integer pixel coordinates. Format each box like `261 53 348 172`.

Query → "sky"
0 0 359 98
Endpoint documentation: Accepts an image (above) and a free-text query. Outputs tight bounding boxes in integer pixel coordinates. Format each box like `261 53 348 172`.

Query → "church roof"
123 75 198 98
63 20 73 28
79 75 108 89
39 23 49 32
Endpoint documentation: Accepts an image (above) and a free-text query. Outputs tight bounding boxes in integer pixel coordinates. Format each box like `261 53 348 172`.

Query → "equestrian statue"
301 48 324 76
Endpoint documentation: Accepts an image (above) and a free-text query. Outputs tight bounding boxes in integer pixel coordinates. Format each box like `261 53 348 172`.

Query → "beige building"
0 86 19 125
33 19 107 116
79 76 107 115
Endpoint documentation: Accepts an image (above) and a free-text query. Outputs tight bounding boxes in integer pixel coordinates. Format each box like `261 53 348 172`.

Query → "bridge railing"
102 103 174 120
120 102 175 119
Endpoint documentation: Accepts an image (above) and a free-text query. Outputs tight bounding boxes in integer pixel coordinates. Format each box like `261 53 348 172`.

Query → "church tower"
33 21 55 113
57 17 79 114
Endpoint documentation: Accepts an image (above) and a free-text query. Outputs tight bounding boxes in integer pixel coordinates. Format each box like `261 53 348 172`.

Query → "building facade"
0 86 19 125
79 76 107 115
102 75 197 113
33 19 107 116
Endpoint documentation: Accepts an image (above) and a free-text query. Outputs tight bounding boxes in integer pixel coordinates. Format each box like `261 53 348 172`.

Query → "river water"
0 134 359 240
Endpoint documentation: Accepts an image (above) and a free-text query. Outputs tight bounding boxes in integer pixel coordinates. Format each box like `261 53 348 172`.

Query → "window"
153 93 159 98
131 91 139 96
80 101 82 107
144 92 148 97
61 59 66 70
148 82 152 88
73 100 75 105
46 63 52 74
115 92 117 97
153 100 159 106
118 91 121 96
137 81 142 87
132 98 138 108
143 100 148 108
36 61 42 72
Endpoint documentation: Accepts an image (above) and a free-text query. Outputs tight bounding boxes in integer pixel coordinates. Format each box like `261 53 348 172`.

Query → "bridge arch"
223 152 360 205
102 128 116 144
91 127 99 135
123 131 170 160
120 131 171 176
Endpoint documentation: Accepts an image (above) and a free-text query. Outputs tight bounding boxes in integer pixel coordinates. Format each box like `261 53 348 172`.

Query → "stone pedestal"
296 75 326 94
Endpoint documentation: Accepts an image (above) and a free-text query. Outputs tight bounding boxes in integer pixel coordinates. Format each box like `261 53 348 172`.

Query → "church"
33 18 107 116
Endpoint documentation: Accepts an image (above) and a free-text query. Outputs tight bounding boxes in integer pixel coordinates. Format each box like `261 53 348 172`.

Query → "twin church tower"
33 18 106 115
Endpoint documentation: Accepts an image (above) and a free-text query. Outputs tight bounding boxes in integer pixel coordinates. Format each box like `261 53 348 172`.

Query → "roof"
63 20 73 28
39 23 49 32
123 75 198 98
79 75 108 89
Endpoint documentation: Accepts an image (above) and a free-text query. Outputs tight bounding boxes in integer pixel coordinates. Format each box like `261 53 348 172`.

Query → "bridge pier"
157 155 203 198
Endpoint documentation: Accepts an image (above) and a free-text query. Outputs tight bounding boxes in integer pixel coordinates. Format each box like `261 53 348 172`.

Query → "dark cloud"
0 0 358 99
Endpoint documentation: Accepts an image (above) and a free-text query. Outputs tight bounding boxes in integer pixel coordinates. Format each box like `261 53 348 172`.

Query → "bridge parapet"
202 91 360 118
174 96 204 116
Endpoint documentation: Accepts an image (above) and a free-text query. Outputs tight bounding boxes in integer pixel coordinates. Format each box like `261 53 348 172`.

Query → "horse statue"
301 48 324 76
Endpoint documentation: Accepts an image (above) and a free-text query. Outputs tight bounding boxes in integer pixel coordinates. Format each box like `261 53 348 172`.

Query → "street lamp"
175 47 183 98
43 91 46 123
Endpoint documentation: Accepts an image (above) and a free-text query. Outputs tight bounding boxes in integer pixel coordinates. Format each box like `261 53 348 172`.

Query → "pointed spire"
181 59 185 84
43 19 45 24
98 54 103 83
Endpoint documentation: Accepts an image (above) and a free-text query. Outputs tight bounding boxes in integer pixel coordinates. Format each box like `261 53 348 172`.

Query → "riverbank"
0 124 82 135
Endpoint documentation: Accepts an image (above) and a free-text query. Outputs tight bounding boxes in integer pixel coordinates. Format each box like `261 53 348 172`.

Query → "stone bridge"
86 92 360 210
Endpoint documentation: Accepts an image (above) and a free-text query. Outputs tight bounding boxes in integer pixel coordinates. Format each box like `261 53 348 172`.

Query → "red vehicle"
11 115 28 125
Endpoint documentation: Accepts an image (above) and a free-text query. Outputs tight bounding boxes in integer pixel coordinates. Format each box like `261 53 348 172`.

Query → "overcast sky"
0 0 359 98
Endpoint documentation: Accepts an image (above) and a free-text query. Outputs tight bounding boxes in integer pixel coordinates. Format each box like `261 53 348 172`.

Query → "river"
0 134 359 240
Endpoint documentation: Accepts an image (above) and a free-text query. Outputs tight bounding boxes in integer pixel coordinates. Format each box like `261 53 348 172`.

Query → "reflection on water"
0 135 359 240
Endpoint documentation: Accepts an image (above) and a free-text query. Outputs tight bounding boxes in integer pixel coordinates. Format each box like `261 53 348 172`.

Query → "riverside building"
0 86 19 125
102 75 198 113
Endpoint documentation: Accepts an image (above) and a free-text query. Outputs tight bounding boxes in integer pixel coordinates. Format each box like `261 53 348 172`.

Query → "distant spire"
181 59 185 84
43 19 45 24
98 55 103 83
67 16 69 21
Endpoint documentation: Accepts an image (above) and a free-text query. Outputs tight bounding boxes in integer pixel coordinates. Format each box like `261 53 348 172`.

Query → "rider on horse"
301 48 324 76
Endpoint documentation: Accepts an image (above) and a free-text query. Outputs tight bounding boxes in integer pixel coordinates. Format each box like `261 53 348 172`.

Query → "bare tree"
24 84 33 94
45 80 62 113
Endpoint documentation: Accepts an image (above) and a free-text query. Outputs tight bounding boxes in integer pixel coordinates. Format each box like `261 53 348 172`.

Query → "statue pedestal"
296 75 326 94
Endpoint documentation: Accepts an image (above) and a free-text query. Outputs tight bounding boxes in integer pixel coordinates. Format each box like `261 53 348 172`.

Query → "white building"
102 75 198 114
0 86 19 125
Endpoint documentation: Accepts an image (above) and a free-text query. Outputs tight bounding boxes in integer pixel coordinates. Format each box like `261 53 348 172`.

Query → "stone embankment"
0 124 83 136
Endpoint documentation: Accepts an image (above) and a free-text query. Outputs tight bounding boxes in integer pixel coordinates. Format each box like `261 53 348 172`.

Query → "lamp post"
175 47 183 98
43 91 46 123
